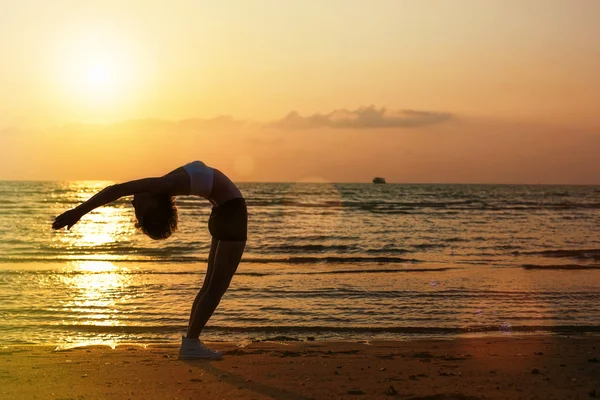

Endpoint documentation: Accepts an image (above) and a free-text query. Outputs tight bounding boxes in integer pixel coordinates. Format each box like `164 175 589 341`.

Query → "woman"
52 161 247 359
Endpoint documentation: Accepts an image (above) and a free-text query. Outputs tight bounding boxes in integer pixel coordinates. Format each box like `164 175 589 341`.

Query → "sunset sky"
1 0 599 183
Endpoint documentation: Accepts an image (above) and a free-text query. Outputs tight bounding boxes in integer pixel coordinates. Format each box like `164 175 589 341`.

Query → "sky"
1 0 599 183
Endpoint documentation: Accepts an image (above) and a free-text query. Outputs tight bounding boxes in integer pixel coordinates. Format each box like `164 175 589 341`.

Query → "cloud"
4 106 452 139
269 105 453 130
174 116 249 131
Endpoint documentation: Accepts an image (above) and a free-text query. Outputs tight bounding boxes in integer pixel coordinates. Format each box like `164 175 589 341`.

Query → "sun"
85 63 115 90
70 50 128 101
51 28 141 113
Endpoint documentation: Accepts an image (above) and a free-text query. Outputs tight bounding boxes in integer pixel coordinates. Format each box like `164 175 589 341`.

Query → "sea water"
1 181 599 345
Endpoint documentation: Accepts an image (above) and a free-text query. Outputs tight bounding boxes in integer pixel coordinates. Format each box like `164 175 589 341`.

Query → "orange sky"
1 1 599 183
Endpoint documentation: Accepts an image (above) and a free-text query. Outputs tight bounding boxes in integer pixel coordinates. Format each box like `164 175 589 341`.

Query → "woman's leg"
186 240 246 338
187 237 219 329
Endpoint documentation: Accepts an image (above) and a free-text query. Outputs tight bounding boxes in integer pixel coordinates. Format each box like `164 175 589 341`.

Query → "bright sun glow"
71 51 127 100
52 27 141 113
85 63 115 89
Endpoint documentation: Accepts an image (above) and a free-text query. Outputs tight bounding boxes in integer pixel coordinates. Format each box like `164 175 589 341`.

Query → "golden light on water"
56 261 133 350
47 181 140 348
74 260 119 273
281 179 346 233
53 181 137 347
75 207 126 247
55 181 135 254
63 261 129 322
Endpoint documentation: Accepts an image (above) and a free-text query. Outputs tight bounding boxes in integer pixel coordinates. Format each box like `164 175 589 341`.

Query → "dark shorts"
208 197 248 241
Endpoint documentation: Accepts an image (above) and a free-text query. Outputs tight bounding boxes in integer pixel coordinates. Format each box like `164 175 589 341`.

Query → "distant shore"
2 336 599 399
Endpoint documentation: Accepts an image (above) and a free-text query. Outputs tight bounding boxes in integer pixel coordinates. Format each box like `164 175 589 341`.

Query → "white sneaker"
178 336 223 360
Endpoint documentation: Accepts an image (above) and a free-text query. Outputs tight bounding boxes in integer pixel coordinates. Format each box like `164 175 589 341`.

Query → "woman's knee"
205 278 232 298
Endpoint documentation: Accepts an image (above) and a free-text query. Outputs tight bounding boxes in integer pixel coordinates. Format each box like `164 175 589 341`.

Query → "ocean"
1 181 599 346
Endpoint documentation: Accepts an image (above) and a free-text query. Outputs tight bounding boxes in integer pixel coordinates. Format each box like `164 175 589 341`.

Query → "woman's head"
132 193 178 240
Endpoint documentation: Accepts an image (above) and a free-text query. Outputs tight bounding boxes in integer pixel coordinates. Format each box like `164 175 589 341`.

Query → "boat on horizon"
372 177 386 184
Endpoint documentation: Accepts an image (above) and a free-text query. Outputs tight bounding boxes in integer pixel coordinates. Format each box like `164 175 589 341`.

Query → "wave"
1 243 420 257
244 198 600 212
522 264 600 270
31 324 600 335
0 266 452 277
517 249 600 261
261 244 360 253
0 255 421 264
29 199 600 213
287 267 455 274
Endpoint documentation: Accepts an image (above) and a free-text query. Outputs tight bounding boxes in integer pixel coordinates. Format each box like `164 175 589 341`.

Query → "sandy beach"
2 336 599 400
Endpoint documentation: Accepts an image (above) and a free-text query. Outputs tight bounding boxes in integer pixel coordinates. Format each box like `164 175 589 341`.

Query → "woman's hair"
135 194 178 240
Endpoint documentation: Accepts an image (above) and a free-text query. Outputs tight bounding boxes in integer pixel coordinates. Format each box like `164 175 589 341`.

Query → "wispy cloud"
269 105 453 130
2 106 453 137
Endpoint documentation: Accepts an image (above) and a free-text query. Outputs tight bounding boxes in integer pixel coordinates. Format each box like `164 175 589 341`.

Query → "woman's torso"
183 161 242 205
210 168 243 205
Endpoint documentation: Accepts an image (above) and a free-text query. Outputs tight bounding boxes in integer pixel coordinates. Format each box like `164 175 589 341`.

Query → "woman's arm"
78 178 171 215
52 171 190 230
52 184 122 230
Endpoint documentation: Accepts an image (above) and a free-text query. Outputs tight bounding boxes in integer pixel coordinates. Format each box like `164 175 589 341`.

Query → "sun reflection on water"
53 182 137 261
73 260 120 273
50 182 143 347
57 260 133 348
76 210 120 247
72 205 134 247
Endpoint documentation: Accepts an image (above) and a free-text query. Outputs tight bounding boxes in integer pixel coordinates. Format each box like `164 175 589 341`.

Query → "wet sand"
1 336 599 400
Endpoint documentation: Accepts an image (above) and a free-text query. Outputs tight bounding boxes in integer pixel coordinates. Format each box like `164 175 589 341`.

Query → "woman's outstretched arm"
52 184 121 230
52 172 189 230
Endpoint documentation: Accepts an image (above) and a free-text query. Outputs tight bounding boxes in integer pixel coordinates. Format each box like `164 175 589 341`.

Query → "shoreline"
3 330 600 350
3 330 600 349
2 336 599 399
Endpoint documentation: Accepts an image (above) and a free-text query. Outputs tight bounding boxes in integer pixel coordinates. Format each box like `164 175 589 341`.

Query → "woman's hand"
52 208 83 230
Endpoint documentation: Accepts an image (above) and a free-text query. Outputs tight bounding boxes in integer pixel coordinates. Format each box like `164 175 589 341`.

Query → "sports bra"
183 161 214 198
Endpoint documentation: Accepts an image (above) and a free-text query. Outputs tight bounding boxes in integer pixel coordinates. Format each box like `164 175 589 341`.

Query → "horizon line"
1 179 599 187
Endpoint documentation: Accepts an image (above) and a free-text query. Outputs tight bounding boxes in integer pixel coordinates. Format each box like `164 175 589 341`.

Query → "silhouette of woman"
52 161 247 359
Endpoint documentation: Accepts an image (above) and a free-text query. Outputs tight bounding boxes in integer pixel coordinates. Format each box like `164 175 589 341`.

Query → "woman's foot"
178 336 223 360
